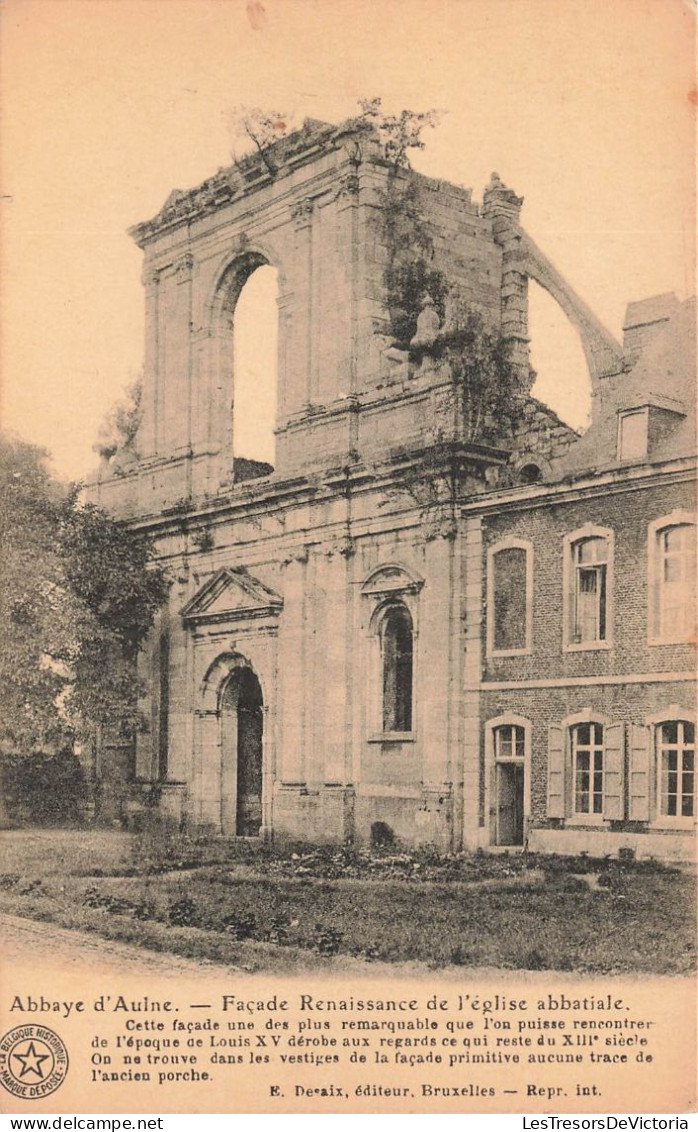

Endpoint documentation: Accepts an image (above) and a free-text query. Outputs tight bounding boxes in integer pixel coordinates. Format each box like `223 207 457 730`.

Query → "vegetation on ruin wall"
93 377 142 463
361 101 527 443
0 829 693 975
0 436 168 821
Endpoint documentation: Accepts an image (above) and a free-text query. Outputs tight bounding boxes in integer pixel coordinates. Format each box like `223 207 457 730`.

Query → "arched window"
519 462 542 485
381 604 413 733
231 262 279 472
563 526 613 650
486 538 533 655
648 516 696 644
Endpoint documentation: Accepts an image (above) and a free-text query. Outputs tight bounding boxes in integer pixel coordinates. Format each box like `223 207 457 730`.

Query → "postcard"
1 0 695 1117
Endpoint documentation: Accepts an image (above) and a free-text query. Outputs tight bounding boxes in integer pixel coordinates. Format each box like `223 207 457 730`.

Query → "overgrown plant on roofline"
359 99 528 444
355 98 448 344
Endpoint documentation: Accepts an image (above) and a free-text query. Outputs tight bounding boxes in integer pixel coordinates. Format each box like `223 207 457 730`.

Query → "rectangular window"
491 546 529 652
572 723 604 815
658 721 695 818
618 409 648 461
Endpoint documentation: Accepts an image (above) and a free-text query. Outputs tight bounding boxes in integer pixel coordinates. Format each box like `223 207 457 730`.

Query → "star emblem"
11 1041 51 1079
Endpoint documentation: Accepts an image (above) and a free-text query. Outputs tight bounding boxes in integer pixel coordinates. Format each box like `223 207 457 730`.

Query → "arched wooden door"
220 667 263 836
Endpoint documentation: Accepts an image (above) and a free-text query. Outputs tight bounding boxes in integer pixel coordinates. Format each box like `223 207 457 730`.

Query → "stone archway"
208 251 280 476
219 666 264 837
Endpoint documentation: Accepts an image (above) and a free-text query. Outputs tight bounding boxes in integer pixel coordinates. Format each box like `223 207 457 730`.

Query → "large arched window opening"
232 263 278 473
528 279 590 431
381 604 414 734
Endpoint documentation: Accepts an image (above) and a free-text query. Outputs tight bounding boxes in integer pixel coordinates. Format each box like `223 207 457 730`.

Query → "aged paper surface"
1 0 696 1117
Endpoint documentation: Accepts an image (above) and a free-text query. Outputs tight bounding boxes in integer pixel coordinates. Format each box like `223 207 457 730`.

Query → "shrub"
167 896 198 927
313 924 343 956
221 910 257 940
0 749 87 825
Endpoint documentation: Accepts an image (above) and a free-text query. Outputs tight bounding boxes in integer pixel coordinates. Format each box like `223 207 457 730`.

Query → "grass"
0 829 694 975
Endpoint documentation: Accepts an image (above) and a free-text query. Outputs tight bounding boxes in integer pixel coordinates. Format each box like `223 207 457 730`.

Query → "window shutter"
628 724 651 821
547 724 565 818
603 722 625 820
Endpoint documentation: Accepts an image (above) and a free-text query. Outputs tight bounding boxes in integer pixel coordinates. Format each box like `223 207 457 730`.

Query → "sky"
1 0 695 481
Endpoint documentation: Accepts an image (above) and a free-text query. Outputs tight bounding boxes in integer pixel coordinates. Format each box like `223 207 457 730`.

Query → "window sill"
563 641 612 653
566 814 608 827
648 817 696 831
368 732 416 744
648 636 696 648
488 647 533 659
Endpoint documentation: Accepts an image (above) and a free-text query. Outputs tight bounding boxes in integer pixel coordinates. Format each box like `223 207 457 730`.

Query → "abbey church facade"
90 119 696 860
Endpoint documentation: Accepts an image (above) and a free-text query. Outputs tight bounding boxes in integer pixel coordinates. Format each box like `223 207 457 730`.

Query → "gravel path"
0 912 238 976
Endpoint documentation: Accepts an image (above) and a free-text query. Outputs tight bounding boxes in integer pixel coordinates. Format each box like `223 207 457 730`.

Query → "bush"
167 895 199 927
0 749 87 825
222 910 257 940
313 924 343 956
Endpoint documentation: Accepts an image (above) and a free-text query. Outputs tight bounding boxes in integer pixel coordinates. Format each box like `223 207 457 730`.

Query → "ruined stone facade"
89 119 696 858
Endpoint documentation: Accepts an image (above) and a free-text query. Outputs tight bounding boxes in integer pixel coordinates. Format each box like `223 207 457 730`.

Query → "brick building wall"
470 467 696 859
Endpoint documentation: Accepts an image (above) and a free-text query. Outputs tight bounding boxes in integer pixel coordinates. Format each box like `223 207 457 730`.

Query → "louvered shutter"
547 724 565 818
628 724 651 821
603 722 625 820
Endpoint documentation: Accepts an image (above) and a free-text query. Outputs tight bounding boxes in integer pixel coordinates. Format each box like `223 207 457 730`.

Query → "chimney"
622 293 680 365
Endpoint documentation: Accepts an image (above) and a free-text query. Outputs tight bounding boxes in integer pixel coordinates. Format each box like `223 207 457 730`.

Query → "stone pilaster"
277 551 307 783
139 266 161 458
462 515 485 848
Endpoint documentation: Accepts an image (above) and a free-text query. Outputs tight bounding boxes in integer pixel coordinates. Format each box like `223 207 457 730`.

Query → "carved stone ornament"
142 266 162 287
175 252 194 277
291 197 314 225
334 173 360 201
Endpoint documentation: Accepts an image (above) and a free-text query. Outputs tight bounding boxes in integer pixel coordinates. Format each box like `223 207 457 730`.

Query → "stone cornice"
461 456 696 516
129 119 356 248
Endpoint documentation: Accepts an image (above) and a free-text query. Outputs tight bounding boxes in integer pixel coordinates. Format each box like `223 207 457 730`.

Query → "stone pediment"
361 563 424 597
181 567 282 625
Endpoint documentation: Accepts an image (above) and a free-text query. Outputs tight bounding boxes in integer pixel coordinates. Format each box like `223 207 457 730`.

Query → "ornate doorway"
220 667 264 836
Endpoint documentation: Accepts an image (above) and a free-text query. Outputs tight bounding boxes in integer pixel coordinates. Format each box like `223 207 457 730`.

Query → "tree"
0 437 71 751
93 377 142 463
226 106 290 177
354 97 442 168
0 435 168 754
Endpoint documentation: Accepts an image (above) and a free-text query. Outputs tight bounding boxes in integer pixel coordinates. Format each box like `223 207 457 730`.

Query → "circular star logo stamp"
0 1025 69 1099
